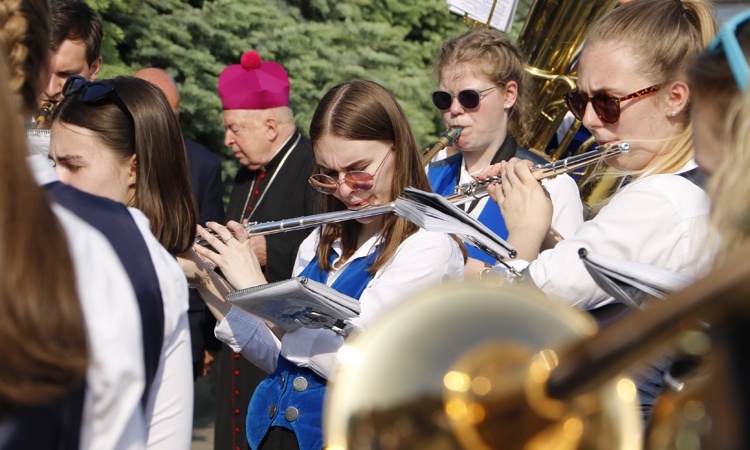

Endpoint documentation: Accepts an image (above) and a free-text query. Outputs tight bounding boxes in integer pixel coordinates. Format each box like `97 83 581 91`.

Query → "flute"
196 141 628 246
195 203 397 246
446 141 630 206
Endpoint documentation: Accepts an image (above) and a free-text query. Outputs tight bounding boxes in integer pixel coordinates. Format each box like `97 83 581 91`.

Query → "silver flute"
196 141 628 246
446 141 630 206
195 203 397 246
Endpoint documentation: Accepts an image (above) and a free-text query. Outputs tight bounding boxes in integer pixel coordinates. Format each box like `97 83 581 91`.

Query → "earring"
504 104 510 109
670 110 677 117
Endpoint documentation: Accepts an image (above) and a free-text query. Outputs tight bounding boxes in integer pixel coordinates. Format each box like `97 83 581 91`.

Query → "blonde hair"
579 0 717 208
436 28 532 147
590 0 716 171
708 91 750 262
0 0 49 115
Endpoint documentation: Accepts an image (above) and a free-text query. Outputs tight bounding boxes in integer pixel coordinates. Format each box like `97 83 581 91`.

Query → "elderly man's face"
222 109 274 170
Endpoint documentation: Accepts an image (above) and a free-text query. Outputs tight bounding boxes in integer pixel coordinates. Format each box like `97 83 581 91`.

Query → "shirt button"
234 353 240 360
234 370 240 376
293 376 308 392
234 408 240 415
234 427 240 433
234 390 240 396
247 206 253 211
259 173 266 179
253 190 260 195
285 406 299 422
268 404 277 418
280 373 285 384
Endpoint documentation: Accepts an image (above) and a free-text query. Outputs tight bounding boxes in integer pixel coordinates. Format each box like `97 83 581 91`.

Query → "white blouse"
510 162 716 310
216 228 465 379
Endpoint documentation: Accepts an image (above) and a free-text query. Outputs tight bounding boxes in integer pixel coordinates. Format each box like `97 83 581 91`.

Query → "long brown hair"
54 76 198 254
309 80 460 273
436 28 532 147
0 0 87 417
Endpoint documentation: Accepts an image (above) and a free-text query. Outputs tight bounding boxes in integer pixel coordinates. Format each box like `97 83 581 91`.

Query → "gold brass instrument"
447 141 629 207
33 101 55 129
517 0 618 160
421 127 463 166
197 141 628 247
324 282 643 450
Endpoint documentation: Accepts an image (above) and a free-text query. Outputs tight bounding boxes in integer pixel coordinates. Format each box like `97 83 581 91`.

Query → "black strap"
45 181 164 408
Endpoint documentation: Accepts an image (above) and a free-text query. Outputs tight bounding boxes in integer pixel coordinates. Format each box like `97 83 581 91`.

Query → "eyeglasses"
563 84 661 124
707 9 750 92
430 86 499 111
62 75 134 122
308 149 393 195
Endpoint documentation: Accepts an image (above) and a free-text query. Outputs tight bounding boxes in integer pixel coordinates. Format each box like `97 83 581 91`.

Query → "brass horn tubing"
421 127 463 166
546 245 750 403
195 203 397 246
445 141 629 205
34 101 55 129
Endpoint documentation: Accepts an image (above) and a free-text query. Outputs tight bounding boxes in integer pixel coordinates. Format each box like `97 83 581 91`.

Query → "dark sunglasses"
62 75 134 122
563 84 660 124
430 86 498 111
308 149 393 195
707 9 750 92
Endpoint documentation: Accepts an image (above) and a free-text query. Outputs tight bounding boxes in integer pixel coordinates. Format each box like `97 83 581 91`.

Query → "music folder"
578 248 694 309
226 276 360 336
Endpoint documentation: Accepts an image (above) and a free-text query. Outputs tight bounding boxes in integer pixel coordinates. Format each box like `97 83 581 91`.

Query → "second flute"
446 141 630 206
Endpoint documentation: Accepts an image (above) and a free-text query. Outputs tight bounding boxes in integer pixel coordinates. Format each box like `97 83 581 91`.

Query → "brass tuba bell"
323 281 642 449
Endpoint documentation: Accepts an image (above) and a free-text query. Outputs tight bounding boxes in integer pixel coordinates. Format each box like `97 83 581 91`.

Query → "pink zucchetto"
217 50 290 110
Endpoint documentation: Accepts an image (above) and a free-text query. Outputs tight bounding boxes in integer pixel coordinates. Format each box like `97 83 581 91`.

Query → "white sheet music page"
447 0 519 32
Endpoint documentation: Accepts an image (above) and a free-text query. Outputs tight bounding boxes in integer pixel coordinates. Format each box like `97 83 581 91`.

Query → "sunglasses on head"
430 86 499 111
308 149 393 195
62 75 134 122
707 9 750 92
563 84 661 124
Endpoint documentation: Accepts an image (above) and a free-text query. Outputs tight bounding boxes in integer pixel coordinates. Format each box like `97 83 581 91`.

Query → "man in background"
40 0 102 109
215 49 317 450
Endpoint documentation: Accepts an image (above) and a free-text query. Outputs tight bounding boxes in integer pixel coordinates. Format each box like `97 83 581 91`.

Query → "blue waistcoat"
247 248 378 450
427 138 547 264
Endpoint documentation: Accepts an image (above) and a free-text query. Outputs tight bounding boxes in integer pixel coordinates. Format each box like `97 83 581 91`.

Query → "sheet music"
447 0 519 32
579 248 694 309
394 187 516 261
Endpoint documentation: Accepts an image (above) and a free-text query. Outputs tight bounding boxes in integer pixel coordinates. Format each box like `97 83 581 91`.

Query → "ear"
88 56 102 81
265 116 279 141
666 80 689 116
126 153 137 186
503 81 518 109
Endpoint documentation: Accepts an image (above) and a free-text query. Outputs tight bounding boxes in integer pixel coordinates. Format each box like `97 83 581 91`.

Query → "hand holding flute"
477 158 555 262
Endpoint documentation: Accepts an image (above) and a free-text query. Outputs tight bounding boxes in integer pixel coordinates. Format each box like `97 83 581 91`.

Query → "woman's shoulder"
398 228 460 255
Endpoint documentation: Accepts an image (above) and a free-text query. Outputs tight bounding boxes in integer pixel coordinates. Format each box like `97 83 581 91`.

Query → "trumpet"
33 101 55 129
447 140 630 206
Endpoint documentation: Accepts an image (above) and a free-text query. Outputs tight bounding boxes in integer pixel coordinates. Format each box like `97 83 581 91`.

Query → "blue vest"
246 248 377 450
427 139 547 264
45 182 164 407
